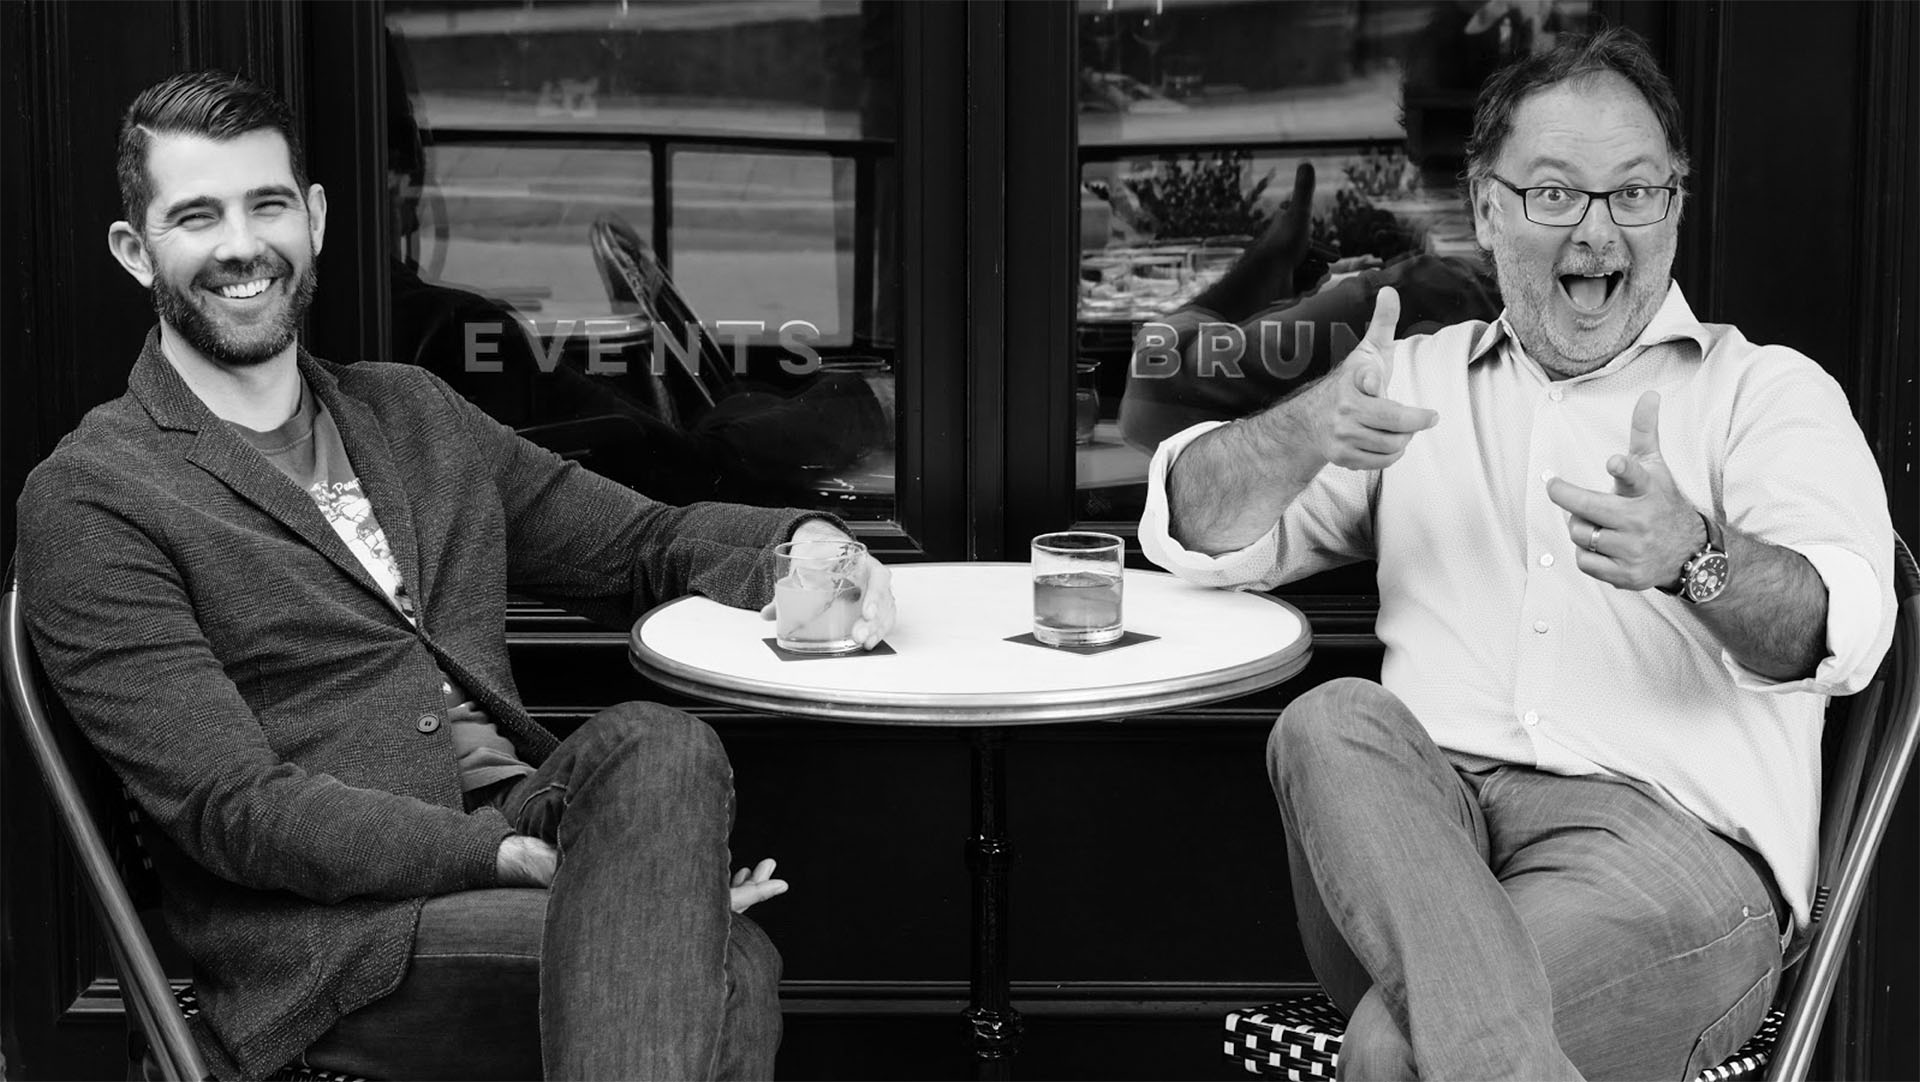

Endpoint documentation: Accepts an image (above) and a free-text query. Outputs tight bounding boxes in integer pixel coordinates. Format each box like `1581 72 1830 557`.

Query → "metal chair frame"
1766 534 1920 1078
3 566 210 1081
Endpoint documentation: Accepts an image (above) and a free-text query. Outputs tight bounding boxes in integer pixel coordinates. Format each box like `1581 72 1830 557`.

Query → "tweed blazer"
16 330 820 1079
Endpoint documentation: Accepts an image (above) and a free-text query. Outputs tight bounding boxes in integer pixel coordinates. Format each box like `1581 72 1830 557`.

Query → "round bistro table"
629 562 1311 1079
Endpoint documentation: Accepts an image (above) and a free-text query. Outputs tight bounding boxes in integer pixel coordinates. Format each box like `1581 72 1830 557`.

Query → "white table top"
629 562 1311 725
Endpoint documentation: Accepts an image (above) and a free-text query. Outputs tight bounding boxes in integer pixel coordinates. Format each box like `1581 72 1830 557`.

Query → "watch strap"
1658 511 1719 597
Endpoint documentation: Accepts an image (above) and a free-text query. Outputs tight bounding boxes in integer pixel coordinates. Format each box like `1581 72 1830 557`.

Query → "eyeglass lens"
1524 187 1671 227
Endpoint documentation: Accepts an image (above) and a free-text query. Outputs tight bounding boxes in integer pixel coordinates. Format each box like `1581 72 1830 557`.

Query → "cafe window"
384 0 901 519
1072 0 1595 525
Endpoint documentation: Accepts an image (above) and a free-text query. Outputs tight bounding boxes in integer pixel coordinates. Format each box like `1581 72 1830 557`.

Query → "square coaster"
762 638 896 661
1003 630 1159 655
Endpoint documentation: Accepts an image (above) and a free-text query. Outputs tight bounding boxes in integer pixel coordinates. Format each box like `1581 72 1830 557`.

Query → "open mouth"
1559 271 1622 314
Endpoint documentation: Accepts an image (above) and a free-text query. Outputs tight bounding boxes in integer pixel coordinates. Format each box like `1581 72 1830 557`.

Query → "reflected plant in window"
1121 151 1272 241
1342 148 1420 202
1311 188 1419 264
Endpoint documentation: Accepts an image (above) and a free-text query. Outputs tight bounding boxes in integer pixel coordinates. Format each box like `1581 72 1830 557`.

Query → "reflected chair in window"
587 212 894 503
2 568 365 1082
588 213 737 431
1222 536 1920 1082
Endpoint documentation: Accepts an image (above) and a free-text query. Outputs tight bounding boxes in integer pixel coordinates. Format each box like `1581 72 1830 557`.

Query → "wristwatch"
1661 511 1730 604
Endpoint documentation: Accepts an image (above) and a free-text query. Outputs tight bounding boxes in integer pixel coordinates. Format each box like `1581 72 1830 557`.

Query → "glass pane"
669 148 849 344
1073 0 1593 525
386 1 899 519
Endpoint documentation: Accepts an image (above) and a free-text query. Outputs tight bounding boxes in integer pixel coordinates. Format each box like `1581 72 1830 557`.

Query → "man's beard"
151 257 318 369
1488 245 1662 380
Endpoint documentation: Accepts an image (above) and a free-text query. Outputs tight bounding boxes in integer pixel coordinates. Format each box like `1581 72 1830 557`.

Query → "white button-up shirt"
1140 284 1897 930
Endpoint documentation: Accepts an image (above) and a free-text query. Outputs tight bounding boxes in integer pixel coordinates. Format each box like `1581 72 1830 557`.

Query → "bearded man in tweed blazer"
17 70 895 1082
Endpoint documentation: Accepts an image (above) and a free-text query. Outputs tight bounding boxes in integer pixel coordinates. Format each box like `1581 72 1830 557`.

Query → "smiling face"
109 129 325 370
1472 71 1682 379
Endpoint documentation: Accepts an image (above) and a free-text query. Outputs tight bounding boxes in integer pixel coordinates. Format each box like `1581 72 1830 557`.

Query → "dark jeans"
300 703 782 1080
1269 678 1781 1081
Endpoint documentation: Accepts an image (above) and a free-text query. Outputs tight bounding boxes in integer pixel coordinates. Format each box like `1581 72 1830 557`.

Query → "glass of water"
773 539 866 653
1031 531 1124 646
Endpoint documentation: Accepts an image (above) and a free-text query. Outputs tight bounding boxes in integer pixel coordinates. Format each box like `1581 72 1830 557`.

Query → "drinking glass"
1132 11 1174 90
1031 532 1124 646
1074 361 1101 445
773 539 866 653
1085 7 1119 72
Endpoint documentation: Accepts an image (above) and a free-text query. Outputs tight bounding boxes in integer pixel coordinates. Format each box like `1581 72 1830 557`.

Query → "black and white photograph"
1 1 1914 1079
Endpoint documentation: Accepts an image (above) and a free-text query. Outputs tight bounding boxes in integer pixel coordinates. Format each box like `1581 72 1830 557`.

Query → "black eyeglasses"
1490 175 1679 227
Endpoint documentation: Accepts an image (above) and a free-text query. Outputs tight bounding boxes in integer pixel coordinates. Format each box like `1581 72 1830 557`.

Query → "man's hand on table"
763 518 896 649
730 857 789 913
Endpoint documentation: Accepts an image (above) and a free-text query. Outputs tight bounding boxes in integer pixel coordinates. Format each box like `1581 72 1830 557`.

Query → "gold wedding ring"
1588 526 1604 553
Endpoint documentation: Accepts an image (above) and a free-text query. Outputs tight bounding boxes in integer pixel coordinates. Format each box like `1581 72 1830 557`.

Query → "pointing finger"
1364 285 1401 363
1628 390 1662 459
1349 287 1401 397
1353 397 1439 434
1545 477 1620 525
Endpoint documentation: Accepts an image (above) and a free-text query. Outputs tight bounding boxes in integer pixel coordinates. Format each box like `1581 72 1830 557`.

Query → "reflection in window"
385 1 900 519
1074 0 1591 525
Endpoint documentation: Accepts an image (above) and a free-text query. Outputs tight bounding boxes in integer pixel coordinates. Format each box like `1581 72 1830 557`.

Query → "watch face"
1684 552 1731 602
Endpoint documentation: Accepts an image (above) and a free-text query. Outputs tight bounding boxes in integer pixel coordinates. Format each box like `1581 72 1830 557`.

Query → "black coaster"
762 638 896 661
1003 630 1159 655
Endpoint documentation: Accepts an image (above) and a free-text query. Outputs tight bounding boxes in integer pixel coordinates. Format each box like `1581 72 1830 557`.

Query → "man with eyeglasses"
1139 28 1895 1080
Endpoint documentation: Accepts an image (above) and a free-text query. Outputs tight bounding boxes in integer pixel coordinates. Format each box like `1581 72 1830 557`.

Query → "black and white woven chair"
1225 536 1920 1082
1225 997 1783 1082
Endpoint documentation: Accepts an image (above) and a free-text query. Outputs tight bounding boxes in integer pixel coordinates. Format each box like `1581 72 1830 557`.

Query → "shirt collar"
1466 281 1714 369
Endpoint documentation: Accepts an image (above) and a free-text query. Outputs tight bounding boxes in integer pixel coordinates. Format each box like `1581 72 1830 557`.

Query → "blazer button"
416 714 441 734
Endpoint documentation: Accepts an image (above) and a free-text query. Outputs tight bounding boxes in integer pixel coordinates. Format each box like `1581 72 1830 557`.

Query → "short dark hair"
1464 27 1690 190
116 70 308 226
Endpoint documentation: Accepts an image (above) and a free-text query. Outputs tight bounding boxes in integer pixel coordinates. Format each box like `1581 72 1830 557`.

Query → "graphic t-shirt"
230 381 533 794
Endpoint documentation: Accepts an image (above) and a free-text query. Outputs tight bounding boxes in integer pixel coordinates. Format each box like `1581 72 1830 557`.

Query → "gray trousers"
1269 678 1781 1081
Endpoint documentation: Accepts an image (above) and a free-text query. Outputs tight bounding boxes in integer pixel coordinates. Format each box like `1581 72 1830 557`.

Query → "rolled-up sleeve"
1137 420 1285 588
1723 542 1894 696
1717 352 1897 696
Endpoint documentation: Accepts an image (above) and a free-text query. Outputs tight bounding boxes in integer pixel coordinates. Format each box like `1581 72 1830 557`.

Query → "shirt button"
1548 388 1564 402
1523 710 1540 726
1533 620 1550 634
416 714 441 734
1539 553 1555 567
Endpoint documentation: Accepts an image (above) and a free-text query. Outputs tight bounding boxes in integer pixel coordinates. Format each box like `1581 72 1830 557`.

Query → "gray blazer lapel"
187 427 395 594
300 356 425 609
126 333 404 610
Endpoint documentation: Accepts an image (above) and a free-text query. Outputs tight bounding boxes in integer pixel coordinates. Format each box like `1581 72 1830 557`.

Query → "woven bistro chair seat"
1223 992 1786 1081
170 985 367 1082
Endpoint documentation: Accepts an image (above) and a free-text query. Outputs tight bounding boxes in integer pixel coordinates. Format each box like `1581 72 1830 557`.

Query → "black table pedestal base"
965 727 1022 1079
